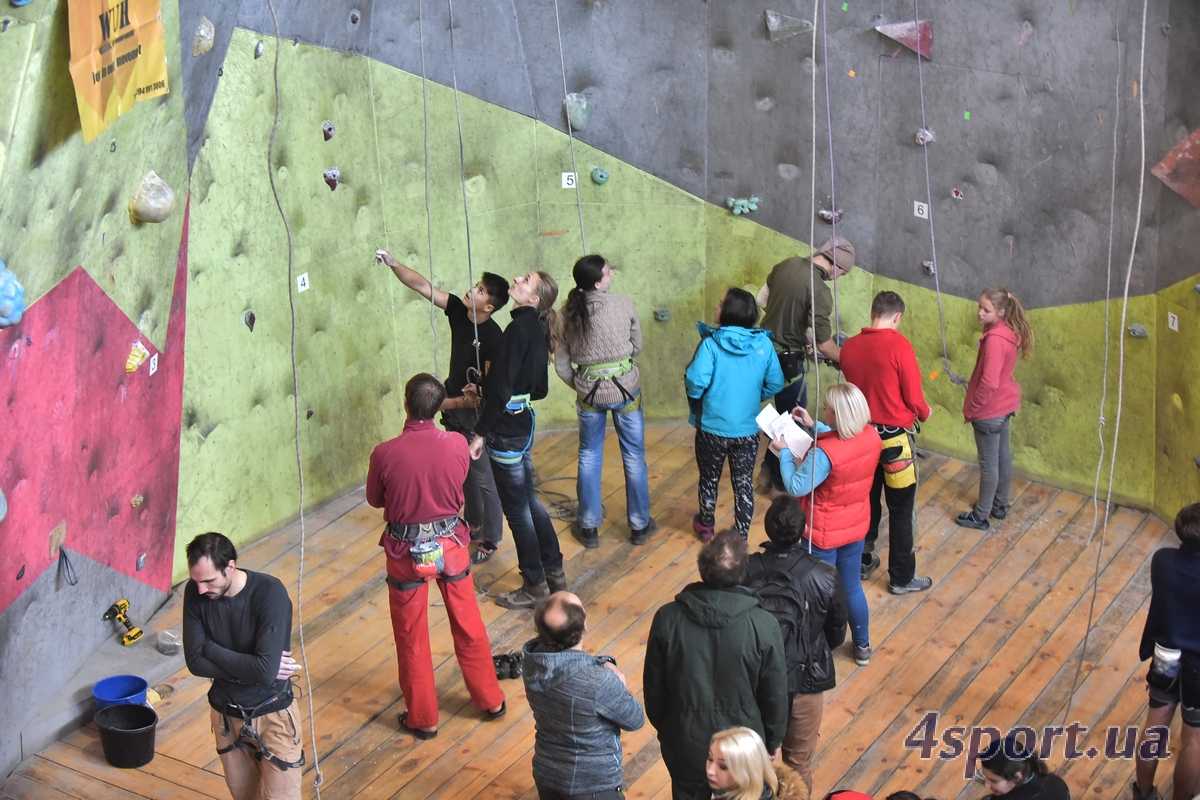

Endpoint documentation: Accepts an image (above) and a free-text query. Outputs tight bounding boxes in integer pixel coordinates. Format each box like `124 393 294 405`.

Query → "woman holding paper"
775 383 881 666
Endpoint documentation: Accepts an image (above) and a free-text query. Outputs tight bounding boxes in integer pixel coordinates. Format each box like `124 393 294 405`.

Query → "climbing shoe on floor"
990 503 1008 520
853 644 872 666
492 652 523 680
889 576 934 595
955 510 990 531
630 518 658 546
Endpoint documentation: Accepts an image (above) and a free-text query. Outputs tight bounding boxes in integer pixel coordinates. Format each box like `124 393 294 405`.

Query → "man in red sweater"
366 374 506 738
839 291 933 594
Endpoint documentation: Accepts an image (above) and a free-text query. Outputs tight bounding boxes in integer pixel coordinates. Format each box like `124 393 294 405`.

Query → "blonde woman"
706 727 808 800
772 383 881 666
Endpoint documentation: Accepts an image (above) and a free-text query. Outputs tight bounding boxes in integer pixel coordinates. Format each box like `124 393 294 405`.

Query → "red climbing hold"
1152 128 1200 208
875 19 933 60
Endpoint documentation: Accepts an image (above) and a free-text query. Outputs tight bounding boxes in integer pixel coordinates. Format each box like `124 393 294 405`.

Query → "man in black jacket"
745 496 847 792
644 531 788 800
1133 502 1200 800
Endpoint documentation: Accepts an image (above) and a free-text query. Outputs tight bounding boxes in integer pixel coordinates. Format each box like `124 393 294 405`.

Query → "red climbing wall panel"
1152 128 1200 208
0 204 190 616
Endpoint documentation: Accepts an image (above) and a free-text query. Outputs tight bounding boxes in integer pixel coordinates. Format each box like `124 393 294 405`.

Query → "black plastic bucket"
94 703 158 768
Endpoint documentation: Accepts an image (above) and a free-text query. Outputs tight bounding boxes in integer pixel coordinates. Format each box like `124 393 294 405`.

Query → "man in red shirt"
366 374 506 738
839 291 933 595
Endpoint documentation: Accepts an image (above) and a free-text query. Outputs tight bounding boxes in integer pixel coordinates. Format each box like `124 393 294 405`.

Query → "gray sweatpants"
971 414 1013 517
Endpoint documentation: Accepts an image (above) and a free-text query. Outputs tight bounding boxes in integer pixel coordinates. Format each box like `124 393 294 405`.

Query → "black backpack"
747 555 816 694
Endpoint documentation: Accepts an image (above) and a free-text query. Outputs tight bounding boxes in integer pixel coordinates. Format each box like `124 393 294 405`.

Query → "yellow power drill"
103 599 144 646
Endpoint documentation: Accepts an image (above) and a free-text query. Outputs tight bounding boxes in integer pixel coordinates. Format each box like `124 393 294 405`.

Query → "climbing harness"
264 0 322 792
215 689 305 772
876 425 917 490
486 395 537 466
578 357 637 407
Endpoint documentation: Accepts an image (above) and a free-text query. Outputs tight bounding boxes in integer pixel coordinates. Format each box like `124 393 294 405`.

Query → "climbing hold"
874 19 933 60
130 494 144 509
1195 456 1200 469
136 552 147 571
0 258 26 328
349 8 360 24
653 307 671 322
10 0 33 7
1127 324 1149 338
126 340 150 373
915 127 936 145
48 522 66 559
726 196 761 216
129 170 176 223
465 174 487 196
0 488 6 523
156 631 182 656
322 121 336 141
922 259 936 275
1151 128 1200 208
563 93 591 131
763 9 814 42
818 208 843 224
590 167 609 185
15 564 23 580
243 310 256 331
254 40 265 59
1193 283 1200 294
323 167 341 191
963 111 972 121
847 69 857 78
951 186 964 200
306 408 315 420
192 16 215 56
2 17 11 32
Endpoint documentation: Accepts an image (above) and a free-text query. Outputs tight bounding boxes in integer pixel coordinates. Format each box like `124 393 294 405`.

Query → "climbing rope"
415 0 441 376
911 0 962 387
803 0 822 554
445 0 485 382
264 1 323 793
1062 0 1147 729
819 0 842 373
551 0 588 255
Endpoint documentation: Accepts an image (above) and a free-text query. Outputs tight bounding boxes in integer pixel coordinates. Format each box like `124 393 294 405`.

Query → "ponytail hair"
562 255 607 350
981 287 1034 359
533 270 560 355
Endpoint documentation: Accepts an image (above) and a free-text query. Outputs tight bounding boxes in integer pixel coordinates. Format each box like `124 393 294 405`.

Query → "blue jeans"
804 538 869 648
576 397 651 530
488 434 562 586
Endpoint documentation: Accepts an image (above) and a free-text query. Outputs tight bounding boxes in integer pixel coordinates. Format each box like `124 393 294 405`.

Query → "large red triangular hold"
875 19 933 60
1152 129 1200 208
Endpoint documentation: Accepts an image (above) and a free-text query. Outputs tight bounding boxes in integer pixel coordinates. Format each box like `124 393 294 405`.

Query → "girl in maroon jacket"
955 288 1034 531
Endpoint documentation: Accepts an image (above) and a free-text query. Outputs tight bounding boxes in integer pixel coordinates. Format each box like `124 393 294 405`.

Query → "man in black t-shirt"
183 532 303 800
377 249 509 562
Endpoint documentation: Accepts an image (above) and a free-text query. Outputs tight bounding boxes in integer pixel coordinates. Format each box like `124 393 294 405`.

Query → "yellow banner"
68 0 169 143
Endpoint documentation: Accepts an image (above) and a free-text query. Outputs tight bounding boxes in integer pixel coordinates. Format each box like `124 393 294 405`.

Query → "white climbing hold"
915 127 936 145
764 9 814 42
129 171 176 224
192 17 215 57
563 93 591 131
254 40 265 59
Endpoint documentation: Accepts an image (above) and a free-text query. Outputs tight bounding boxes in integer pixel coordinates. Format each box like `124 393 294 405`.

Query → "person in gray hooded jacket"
523 592 645 800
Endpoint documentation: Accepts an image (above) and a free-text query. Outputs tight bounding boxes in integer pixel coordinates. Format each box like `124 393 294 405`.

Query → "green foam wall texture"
0 0 187 349
1154 273 1200 521
175 27 1179 577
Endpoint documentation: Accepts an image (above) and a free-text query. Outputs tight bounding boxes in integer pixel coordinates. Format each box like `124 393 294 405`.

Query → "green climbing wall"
0 0 187 349
176 26 1175 577
1155 273 1200 521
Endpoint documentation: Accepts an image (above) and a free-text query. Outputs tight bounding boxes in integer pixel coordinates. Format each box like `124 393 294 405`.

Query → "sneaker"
853 644 872 666
955 510 990 531
544 568 568 593
692 514 716 543
861 552 881 580
889 576 934 595
630 518 658 546
990 504 1008 520
494 581 549 610
573 525 600 549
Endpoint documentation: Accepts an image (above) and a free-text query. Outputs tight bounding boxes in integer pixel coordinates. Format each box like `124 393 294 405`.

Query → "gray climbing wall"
179 0 1198 308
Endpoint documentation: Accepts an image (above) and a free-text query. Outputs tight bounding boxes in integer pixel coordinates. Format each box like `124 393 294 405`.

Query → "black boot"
544 568 568 593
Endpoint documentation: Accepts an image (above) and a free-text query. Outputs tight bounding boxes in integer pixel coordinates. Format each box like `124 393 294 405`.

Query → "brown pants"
211 700 303 800
782 691 823 791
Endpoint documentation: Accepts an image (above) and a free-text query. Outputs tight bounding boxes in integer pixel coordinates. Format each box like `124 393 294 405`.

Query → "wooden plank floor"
3 422 1174 800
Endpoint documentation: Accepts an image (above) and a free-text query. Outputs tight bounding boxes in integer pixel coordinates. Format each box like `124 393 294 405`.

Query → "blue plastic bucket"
93 675 148 710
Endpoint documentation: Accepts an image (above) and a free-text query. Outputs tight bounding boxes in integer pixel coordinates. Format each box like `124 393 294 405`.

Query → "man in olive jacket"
644 530 789 800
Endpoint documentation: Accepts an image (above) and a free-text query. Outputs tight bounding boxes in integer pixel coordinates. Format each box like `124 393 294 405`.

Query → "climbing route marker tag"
561 171 577 189
297 273 311 293
149 353 159 376
913 201 929 219
1167 311 1179 332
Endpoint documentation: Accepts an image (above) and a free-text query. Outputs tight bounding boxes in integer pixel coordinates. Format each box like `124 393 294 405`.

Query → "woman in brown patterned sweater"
555 255 655 549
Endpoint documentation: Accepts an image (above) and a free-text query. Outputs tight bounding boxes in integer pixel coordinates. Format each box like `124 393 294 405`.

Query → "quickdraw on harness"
215 689 305 771
578 356 637 408
876 424 918 490
486 393 535 466
384 517 471 590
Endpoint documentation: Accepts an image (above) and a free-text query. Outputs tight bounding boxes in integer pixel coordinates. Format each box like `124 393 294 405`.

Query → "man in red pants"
367 373 506 738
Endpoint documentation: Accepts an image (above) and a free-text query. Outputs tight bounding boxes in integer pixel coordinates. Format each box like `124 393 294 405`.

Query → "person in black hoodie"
645 531 788 800
977 733 1069 800
744 495 847 792
468 270 561 609
523 592 645 799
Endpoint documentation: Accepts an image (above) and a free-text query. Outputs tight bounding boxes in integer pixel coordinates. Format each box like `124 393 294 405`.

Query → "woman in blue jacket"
685 287 785 539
